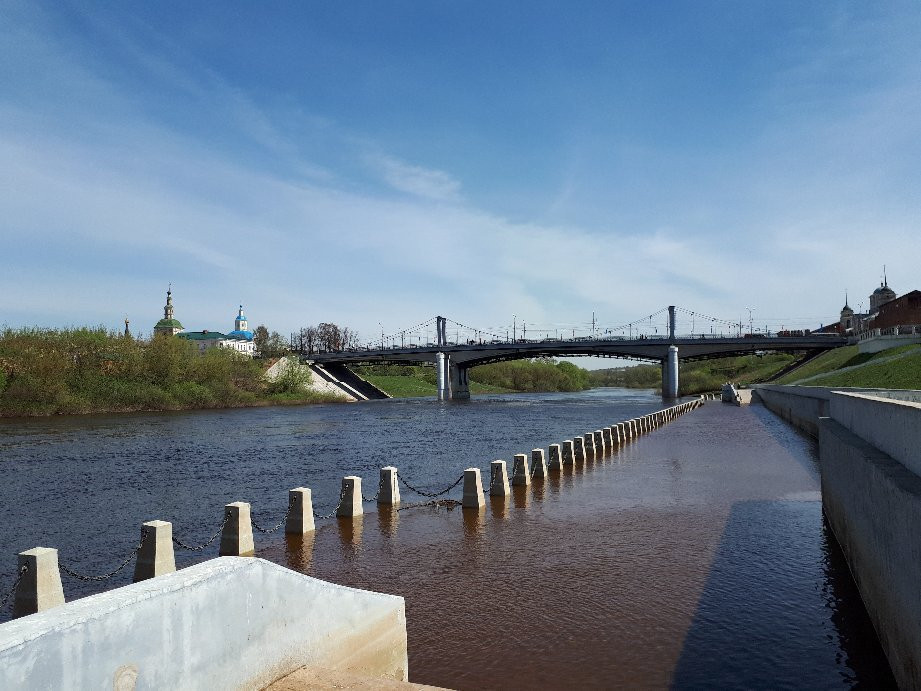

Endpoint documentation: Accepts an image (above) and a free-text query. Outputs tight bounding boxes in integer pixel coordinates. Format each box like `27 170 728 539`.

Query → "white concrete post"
133 520 176 582
13 547 64 618
615 423 625 443
490 460 511 497
603 427 614 449
285 487 315 535
548 444 564 470
593 430 605 456
337 476 363 517
220 502 255 557
573 437 586 463
378 466 400 506
531 449 548 478
512 453 531 486
462 468 485 509
562 440 575 465
584 433 596 460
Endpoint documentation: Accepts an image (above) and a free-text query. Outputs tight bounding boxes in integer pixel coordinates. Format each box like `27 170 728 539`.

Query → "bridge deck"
302 335 849 367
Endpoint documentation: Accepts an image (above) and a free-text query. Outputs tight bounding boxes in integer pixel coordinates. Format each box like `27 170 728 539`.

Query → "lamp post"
746 307 754 336
512 314 516 342
379 322 384 350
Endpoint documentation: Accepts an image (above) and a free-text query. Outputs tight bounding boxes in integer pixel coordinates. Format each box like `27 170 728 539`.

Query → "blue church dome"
226 329 254 341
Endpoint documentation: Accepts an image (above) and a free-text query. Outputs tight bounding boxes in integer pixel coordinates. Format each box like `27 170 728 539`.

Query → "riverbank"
773 344 921 388
0 328 345 417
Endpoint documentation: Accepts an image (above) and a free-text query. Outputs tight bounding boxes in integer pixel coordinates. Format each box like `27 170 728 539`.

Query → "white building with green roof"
154 289 256 357
153 287 184 336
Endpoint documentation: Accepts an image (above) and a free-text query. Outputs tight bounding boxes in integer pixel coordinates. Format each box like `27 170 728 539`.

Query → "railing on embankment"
753 384 921 688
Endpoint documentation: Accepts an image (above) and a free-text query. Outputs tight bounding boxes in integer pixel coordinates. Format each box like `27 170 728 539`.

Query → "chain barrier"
173 512 230 552
397 498 462 512
251 504 292 534
60 531 148 583
398 473 464 499
313 486 347 521
362 475 385 503
0 564 28 612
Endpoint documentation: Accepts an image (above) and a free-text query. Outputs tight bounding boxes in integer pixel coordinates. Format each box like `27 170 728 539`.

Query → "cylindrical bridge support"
662 345 679 398
436 352 448 400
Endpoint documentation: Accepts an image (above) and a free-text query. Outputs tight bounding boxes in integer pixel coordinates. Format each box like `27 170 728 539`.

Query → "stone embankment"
754 384 921 689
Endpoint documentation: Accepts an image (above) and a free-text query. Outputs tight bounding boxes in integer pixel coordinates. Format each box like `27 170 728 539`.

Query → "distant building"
153 288 184 336
153 289 255 357
178 305 256 357
871 290 921 331
827 271 918 335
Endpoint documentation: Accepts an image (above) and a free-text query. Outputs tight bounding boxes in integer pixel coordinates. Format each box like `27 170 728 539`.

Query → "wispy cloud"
366 154 463 202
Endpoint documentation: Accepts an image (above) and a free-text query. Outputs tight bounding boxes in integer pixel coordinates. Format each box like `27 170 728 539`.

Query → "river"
0 388 895 688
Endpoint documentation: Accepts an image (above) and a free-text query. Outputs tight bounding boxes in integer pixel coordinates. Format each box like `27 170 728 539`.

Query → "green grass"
775 344 921 385
801 348 921 389
361 375 513 398
362 375 437 397
590 353 795 395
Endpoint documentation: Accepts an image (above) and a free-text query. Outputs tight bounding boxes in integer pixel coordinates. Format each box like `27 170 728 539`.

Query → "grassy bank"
774 344 921 388
354 359 590 398
0 327 343 417
589 353 796 395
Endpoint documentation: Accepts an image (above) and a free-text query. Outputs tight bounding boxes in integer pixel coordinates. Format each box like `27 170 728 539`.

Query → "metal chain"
0 564 28 612
398 473 464 498
397 498 462 512
251 504 292 534
362 475 385 503
60 531 148 582
313 486 347 521
173 512 231 552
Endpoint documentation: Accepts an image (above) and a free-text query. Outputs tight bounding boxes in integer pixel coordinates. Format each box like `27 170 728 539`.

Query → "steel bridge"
301 307 848 400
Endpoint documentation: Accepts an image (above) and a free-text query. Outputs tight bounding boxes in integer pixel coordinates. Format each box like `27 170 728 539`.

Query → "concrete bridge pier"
662 345 679 399
450 362 470 400
436 352 448 400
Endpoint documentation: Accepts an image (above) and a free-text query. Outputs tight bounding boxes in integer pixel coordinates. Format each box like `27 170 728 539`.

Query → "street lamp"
379 322 384 350
512 314 516 342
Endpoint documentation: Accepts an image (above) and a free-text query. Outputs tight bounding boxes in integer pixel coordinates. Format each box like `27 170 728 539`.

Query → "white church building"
153 289 256 357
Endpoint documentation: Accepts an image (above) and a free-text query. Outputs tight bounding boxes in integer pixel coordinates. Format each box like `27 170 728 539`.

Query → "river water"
0 389 895 688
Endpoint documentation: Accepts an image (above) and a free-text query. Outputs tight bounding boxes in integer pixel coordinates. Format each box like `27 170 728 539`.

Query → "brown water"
265 401 895 689
0 390 895 687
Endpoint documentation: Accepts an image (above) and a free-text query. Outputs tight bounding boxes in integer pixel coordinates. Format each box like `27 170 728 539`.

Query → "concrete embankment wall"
754 385 921 688
0 557 407 690
754 385 921 437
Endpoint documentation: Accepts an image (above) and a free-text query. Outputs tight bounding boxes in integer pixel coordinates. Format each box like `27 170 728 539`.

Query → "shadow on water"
672 500 895 689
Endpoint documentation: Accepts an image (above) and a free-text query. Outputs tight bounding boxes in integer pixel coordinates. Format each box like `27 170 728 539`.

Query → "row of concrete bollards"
7 397 706 619
461 397 704 508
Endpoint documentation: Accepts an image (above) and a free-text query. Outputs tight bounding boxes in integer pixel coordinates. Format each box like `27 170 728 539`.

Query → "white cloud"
367 154 463 202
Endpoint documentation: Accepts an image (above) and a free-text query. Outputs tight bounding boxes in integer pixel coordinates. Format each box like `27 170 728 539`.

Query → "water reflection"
336 515 363 552
511 485 531 510
377 505 399 538
486 493 508 520
283 531 315 572
462 507 485 538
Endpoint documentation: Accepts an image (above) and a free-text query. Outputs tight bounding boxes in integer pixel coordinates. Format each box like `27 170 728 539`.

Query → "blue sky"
2 1 919 351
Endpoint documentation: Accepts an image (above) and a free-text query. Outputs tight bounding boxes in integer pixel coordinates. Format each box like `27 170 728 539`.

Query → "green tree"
253 325 269 355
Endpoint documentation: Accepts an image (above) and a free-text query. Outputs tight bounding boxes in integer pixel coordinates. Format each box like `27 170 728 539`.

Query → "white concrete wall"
0 557 407 690
830 392 921 477
819 414 921 689
753 385 921 436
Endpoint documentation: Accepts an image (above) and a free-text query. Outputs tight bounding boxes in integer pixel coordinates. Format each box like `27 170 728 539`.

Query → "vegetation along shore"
3 327 917 417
